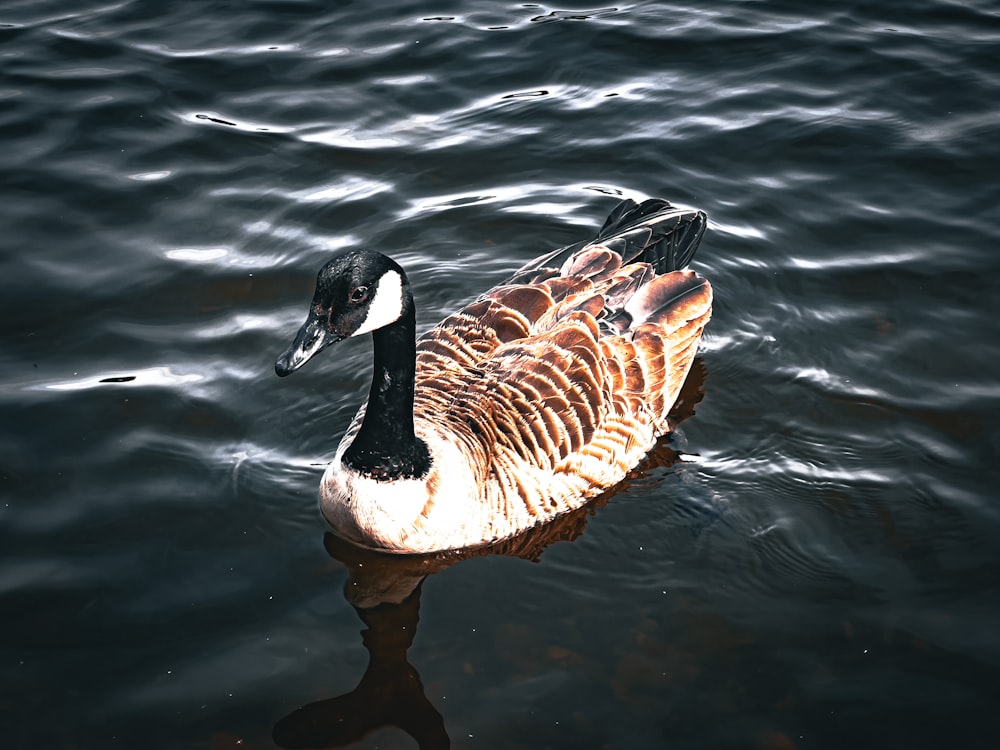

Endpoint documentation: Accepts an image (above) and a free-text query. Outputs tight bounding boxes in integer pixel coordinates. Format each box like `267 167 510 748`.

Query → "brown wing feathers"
412 197 711 499
625 270 711 327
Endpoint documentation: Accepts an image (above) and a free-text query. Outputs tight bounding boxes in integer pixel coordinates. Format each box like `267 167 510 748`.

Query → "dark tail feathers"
507 197 707 284
596 198 707 274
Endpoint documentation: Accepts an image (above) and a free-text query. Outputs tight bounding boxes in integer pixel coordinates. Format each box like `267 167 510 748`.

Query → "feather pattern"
284 198 712 553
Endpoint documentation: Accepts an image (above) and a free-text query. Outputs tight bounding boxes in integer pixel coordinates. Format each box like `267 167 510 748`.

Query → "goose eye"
349 286 369 304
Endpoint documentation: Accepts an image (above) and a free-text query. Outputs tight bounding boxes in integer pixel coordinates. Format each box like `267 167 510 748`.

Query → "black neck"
342 302 431 480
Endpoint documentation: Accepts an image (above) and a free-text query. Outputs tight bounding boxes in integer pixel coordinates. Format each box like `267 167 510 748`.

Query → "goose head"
276 250 410 377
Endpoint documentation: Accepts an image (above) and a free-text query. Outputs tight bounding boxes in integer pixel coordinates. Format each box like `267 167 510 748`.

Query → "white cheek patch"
352 269 404 337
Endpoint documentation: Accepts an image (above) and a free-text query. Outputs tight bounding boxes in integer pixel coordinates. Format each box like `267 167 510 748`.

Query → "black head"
275 250 410 376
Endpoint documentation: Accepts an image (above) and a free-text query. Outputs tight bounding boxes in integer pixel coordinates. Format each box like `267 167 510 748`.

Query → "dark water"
3 1 1000 748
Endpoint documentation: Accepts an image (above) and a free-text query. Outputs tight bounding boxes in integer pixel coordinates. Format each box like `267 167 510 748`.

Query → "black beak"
275 313 342 377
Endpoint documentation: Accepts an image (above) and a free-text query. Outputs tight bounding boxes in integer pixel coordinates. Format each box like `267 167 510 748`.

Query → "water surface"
3 1 1000 748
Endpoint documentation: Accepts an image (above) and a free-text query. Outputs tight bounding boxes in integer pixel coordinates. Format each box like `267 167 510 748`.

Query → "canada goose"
276 197 712 553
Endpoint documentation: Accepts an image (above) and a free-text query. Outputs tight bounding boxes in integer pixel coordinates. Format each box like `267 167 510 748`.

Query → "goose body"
276 198 712 553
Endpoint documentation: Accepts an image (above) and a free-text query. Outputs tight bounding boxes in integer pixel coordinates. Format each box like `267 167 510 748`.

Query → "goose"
276 197 712 554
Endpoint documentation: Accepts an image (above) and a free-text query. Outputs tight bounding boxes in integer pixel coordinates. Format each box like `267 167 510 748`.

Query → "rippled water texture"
3 1 1000 748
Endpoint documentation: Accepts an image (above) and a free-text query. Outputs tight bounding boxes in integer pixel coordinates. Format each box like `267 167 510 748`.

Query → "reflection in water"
273 361 706 749
272 571 448 749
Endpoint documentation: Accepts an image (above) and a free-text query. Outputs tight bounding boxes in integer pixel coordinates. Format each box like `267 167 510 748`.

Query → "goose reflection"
272 360 706 750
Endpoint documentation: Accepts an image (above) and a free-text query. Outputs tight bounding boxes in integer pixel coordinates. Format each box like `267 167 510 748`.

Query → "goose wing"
412 198 712 502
